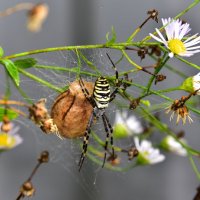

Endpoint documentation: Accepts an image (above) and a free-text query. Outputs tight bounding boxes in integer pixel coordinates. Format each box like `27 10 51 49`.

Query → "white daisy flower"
113 110 144 139
161 136 187 156
193 72 200 95
134 137 165 165
150 18 200 58
0 123 23 150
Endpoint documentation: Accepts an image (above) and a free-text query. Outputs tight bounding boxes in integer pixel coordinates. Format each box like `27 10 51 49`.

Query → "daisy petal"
185 45 200 50
184 36 200 47
155 28 168 46
150 18 200 57
149 33 165 44
184 33 198 43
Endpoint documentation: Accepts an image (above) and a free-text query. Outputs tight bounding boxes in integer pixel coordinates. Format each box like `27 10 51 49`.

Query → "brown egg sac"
51 80 94 138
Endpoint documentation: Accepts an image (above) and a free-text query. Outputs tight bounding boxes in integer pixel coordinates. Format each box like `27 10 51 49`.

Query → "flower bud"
160 136 187 156
113 123 129 139
180 73 200 95
0 47 4 57
192 72 200 95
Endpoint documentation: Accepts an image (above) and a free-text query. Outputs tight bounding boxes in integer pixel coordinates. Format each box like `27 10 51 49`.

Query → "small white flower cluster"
161 136 187 156
150 18 200 58
113 111 187 165
134 137 165 165
113 110 144 138
0 122 23 151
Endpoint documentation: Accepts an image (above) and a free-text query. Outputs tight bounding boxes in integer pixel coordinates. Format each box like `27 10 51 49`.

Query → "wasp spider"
78 53 121 171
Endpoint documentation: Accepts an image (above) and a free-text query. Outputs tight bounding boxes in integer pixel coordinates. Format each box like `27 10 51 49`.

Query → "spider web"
2 48 199 198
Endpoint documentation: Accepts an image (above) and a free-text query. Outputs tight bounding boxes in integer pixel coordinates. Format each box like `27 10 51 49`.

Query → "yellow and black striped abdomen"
93 76 110 109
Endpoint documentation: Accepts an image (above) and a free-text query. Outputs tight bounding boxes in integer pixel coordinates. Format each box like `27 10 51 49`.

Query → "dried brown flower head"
149 45 162 57
27 3 49 32
129 98 140 110
147 9 159 23
38 150 49 163
1 115 12 133
29 99 61 138
137 47 148 60
127 147 139 160
51 80 94 138
19 181 35 198
107 154 121 166
29 98 49 125
155 74 166 85
166 97 193 124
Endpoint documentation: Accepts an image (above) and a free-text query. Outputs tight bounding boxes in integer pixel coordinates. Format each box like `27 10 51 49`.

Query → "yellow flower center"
0 133 16 148
168 39 186 55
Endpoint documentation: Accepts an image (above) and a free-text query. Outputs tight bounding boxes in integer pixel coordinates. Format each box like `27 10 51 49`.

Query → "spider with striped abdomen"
78 53 124 171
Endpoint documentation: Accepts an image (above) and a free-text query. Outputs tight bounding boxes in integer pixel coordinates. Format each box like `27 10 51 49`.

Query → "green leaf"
0 107 18 121
0 47 4 57
14 58 37 69
106 26 117 45
0 59 20 86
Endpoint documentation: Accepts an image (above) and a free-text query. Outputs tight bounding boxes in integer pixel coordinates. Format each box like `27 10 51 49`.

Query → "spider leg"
106 53 119 86
109 88 118 102
78 109 95 171
106 53 123 103
103 113 115 156
79 76 96 107
79 76 91 100
102 113 115 168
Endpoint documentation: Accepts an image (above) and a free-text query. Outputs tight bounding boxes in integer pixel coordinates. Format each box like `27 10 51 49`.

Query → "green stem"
156 86 183 93
177 56 200 71
150 55 187 78
189 154 200 181
18 68 63 93
2 42 158 60
3 44 106 59
122 49 142 69
175 0 200 20
78 50 101 74
4 70 11 100
145 53 169 94
14 84 33 104
127 27 141 42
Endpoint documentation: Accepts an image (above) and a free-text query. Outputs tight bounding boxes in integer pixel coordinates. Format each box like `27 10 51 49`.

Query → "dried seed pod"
155 74 166 85
27 3 49 32
107 154 121 166
128 147 139 160
19 181 35 197
38 150 49 163
129 98 140 110
29 98 49 125
1 116 12 133
51 80 94 138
